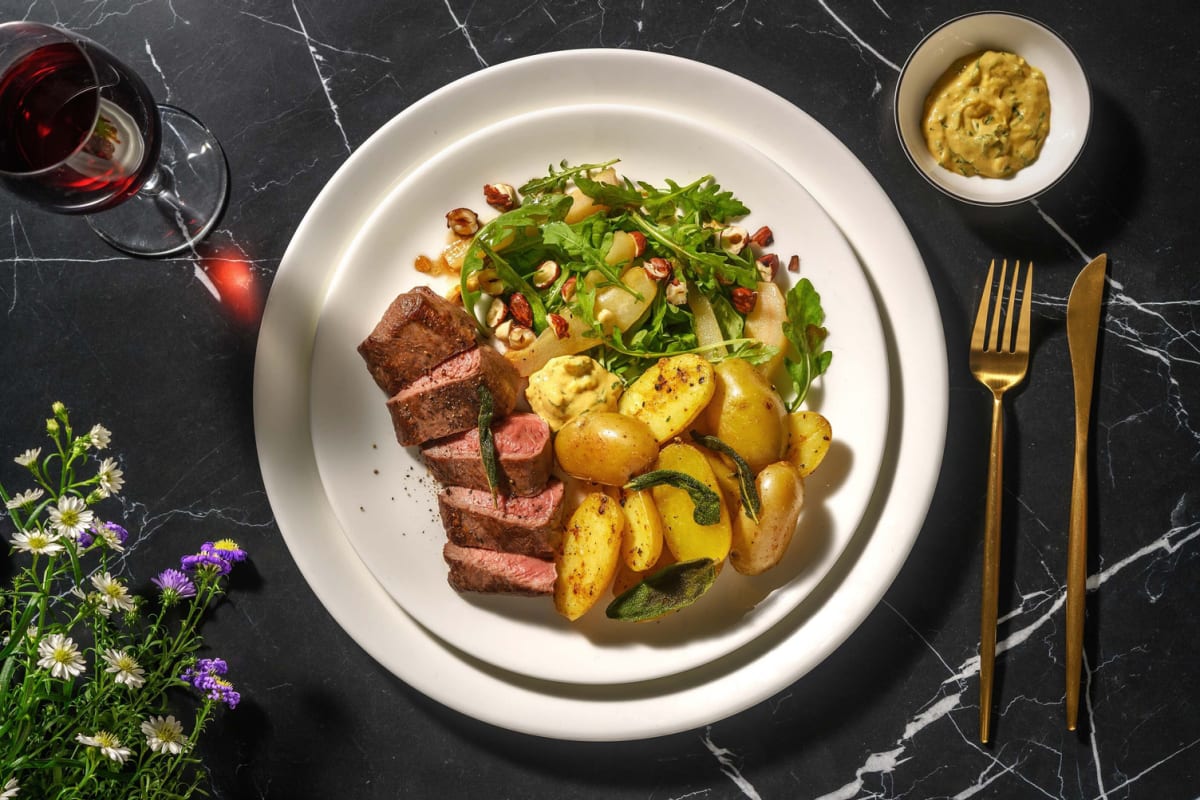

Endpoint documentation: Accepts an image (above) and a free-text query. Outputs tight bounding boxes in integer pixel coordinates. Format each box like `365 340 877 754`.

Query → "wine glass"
0 21 228 257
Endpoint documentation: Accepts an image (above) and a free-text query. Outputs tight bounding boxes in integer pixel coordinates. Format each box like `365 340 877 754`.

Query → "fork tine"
989 259 1007 353
1016 261 1034 354
1002 261 1020 353
971 259 996 352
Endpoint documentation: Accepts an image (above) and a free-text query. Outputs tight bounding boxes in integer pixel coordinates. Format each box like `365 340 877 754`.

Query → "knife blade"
1065 253 1107 731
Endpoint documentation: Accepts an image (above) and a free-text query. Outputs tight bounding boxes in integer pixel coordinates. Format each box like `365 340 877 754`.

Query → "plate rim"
307 99 892 684
253 47 948 741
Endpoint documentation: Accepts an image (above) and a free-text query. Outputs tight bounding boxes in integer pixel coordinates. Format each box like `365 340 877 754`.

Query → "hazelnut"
665 279 688 306
717 226 748 255
731 286 758 314
629 231 647 257
531 260 561 289
750 226 774 248
643 256 673 281
755 253 780 282
509 292 534 327
507 325 536 350
493 319 513 341
445 207 480 237
560 275 578 302
787 254 801 273
547 313 570 339
485 297 508 328
472 267 504 295
483 183 518 211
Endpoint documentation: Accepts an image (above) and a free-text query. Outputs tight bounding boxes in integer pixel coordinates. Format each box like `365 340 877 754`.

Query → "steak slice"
421 413 552 496
443 541 556 595
438 479 564 558
386 345 520 446
358 286 478 396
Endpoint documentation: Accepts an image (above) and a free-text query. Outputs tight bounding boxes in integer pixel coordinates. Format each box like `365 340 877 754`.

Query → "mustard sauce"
526 355 624 431
922 50 1051 178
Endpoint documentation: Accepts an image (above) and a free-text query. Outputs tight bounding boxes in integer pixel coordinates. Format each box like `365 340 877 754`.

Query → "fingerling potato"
698 357 786 473
618 354 716 444
784 411 832 477
619 486 664 572
554 411 659 486
729 462 805 575
650 443 732 564
554 492 624 621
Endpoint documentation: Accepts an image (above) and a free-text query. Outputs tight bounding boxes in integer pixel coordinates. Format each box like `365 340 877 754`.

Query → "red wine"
0 29 160 213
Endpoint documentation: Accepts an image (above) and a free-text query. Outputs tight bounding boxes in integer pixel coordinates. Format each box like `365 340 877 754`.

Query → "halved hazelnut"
547 313 570 339
473 267 504 295
629 231 647 257
485 297 509 328
717 226 748 255
755 253 780 282
643 256 673 281
531 260 561 289
507 324 536 350
493 319 513 341
665 279 688 306
483 183 518 211
446 207 480 237
509 292 534 327
560 275 578 302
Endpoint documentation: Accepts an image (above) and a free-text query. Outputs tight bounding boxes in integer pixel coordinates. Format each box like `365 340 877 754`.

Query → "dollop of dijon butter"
526 355 623 432
922 50 1050 178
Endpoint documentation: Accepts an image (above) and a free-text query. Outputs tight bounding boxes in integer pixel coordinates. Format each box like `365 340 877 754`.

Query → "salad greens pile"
459 159 831 405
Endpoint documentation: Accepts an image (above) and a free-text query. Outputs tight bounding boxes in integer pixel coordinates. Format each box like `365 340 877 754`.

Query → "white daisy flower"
102 648 146 688
75 731 131 764
141 715 187 754
88 424 112 450
1 776 18 799
10 529 64 556
48 496 93 541
95 458 124 497
4 488 45 510
90 572 136 613
36 633 86 679
13 448 40 468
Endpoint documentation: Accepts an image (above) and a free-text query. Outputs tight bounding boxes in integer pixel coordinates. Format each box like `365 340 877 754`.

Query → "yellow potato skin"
784 411 832 477
729 462 806 575
650 443 732 564
554 411 659 486
554 492 624 621
618 487 664 572
698 358 787 474
618 354 716 444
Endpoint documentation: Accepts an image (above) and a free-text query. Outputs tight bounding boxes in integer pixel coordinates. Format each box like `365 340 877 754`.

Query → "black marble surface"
2 1 1198 797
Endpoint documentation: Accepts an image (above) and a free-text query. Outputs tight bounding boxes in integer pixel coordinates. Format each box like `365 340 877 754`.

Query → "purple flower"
100 521 129 545
77 527 95 548
201 539 248 563
181 550 232 576
152 568 197 603
181 657 241 708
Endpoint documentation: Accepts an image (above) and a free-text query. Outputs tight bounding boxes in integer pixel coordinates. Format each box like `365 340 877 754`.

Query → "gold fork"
969 259 1034 744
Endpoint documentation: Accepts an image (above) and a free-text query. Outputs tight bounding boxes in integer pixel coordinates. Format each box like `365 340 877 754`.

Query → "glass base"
86 105 229 257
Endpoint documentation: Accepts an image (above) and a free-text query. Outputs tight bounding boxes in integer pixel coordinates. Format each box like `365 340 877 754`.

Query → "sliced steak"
358 286 478 396
386 345 520 446
443 541 556 595
421 412 552 496
438 479 564 558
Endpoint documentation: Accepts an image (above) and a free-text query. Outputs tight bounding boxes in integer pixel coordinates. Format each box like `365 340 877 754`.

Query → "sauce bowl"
894 12 1091 206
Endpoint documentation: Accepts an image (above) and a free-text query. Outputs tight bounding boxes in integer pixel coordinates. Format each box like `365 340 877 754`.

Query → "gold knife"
1065 253 1107 731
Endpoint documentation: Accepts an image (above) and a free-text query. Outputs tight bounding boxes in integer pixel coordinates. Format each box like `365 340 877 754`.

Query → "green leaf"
690 432 760 522
518 159 621 196
623 469 721 526
781 278 832 412
605 558 718 621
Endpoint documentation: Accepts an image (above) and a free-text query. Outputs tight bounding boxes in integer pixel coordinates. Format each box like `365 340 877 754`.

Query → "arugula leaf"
638 175 750 222
541 220 637 298
781 278 832 412
519 159 620 196
574 173 643 209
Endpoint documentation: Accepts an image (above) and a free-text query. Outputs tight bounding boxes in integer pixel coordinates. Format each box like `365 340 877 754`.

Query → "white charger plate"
309 103 888 684
254 49 947 741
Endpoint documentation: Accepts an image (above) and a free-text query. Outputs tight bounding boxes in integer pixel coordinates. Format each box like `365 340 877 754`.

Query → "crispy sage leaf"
623 469 720 526
606 558 718 621
476 384 499 503
690 431 760 522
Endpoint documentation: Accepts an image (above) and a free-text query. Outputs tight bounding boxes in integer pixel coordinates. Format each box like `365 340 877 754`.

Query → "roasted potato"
697 357 787 473
618 486 664 572
554 492 624 621
650 443 732 564
554 411 659 486
618 354 716 443
784 411 832 477
729 462 805 575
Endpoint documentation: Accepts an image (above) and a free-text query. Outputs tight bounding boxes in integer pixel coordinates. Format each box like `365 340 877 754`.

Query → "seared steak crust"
442 542 556 595
421 413 552 496
386 346 520 446
358 286 478 396
438 479 564 559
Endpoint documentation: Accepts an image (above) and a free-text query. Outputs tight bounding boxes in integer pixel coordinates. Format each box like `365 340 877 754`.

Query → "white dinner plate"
254 49 947 741
308 103 888 684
